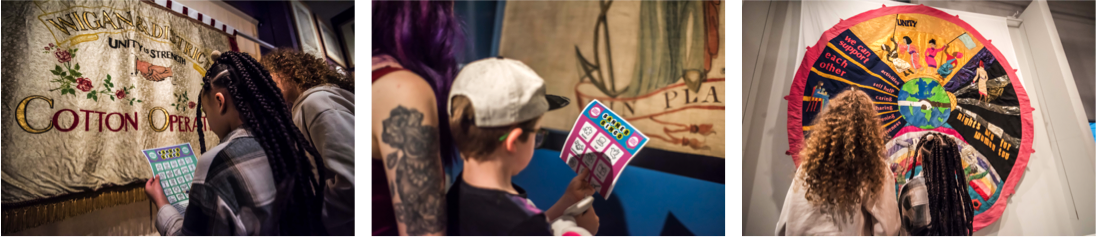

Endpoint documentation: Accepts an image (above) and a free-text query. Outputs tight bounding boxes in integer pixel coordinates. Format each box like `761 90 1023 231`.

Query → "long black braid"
195 51 329 235
915 132 974 236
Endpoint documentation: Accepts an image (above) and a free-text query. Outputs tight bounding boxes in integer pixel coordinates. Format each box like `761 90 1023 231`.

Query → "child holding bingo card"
444 57 600 236
563 99 650 198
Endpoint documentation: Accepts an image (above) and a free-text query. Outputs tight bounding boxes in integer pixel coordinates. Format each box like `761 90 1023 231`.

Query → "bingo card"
560 100 649 199
143 143 198 211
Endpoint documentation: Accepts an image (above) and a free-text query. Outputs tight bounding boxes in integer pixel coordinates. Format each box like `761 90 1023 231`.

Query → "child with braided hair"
144 51 328 235
898 132 975 236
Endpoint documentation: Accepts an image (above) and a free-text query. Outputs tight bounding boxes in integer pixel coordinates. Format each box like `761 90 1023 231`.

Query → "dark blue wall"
454 1 504 64
511 149 725 236
453 0 501 63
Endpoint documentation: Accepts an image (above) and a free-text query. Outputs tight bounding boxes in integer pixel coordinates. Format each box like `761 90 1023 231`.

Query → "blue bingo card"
143 143 198 210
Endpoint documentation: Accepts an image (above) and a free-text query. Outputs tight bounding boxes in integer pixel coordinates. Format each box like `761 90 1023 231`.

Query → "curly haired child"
775 88 900 235
261 49 356 235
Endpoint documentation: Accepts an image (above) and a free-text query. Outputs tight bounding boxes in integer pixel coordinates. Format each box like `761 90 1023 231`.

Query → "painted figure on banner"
806 81 830 113
924 39 946 69
903 36 922 72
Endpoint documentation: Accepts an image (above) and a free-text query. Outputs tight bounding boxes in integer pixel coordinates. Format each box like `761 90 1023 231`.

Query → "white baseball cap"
449 56 570 127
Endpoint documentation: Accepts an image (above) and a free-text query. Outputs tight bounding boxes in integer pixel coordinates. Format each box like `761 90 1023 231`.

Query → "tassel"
47 202 53 222
2 185 148 235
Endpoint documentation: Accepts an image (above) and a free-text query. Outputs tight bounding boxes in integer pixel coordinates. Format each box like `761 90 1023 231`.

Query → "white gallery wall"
742 0 1094 235
1044 1 1096 121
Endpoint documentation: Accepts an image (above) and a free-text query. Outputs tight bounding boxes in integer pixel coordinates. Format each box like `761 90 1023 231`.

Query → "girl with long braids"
144 51 327 235
775 88 900 235
898 133 975 236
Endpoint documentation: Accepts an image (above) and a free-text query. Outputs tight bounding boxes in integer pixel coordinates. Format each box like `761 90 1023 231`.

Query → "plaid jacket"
156 128 281 235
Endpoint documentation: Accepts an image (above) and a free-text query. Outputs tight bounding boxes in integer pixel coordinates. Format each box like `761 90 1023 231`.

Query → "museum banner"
500 1 725 158
787 4 1033 231
1 0 233 215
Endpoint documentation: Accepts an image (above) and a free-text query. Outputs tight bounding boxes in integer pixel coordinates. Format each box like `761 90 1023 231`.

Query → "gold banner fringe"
2 186 147 235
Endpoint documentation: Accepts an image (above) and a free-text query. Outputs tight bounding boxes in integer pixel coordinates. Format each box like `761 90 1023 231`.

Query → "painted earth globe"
898 77 951 129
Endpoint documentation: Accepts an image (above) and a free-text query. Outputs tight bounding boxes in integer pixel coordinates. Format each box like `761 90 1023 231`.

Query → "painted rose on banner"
786 5 1034 231
42 43 142 105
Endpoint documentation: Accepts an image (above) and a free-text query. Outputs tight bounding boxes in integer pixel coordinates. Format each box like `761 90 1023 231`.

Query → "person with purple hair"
372 1 463 236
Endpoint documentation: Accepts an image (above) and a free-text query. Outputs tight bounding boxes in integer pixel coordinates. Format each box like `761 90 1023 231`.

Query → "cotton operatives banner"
2 0 230 205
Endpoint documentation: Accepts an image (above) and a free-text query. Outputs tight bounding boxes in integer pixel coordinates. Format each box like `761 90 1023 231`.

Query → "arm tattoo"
382 106 446 235
390 180 397 198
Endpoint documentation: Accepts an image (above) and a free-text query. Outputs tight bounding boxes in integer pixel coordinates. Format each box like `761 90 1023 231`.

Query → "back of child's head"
913 133 974 235
797 87 888 215
449 95 540 160
196 51 328 235
259 48 353 92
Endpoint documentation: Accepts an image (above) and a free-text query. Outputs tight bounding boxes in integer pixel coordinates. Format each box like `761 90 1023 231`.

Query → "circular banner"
786 5 1034 231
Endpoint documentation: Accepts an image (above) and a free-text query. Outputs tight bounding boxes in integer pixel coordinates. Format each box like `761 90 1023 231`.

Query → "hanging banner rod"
237 33 276 50
149 0 277 50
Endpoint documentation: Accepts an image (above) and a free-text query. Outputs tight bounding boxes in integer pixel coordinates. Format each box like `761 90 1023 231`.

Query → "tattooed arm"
372 71 447 236
371 55 394 159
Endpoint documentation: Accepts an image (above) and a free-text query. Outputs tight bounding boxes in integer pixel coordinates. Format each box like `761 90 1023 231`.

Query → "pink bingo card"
560 100 649 199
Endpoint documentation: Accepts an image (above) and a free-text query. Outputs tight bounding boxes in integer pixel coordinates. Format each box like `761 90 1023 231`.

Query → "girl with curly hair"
261 48 356 235
775 88 900 235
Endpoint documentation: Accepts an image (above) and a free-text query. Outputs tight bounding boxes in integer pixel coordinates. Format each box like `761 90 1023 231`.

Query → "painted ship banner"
501 1 726 158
